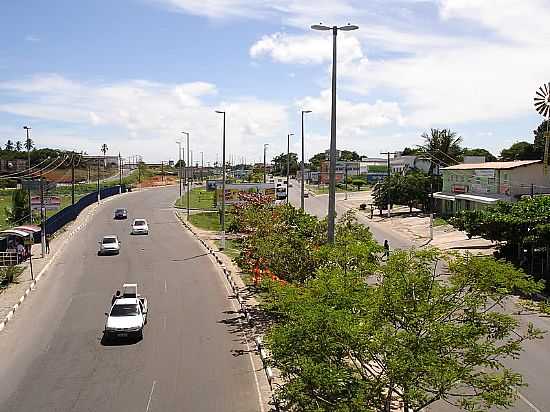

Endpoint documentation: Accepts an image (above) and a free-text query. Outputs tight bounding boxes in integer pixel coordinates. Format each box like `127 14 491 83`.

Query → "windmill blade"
535 100 546 108
537 104 546 115
535 97 545 103
537 90 546 99
545 84 549 94
544 106 549 118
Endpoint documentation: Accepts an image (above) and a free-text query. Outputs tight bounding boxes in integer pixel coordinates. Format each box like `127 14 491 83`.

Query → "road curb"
174 212 278 411
0 192 129 334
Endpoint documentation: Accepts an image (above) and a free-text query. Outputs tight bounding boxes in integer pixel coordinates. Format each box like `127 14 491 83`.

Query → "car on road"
104 283 148 340
304 191 309 198
114 208 128 219
131 219 149 235
98 235 121 255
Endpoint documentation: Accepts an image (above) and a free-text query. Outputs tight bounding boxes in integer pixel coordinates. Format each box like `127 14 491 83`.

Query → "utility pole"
201 151 204 182
191 151 194 184
344 163 348 200
182 132 190 219
71 154 75 205
177 141 182 198
23 126 32 223
97 157 101 203
118 153 122 193
40 176 45 258
287 133 294 204
215 111 226 250
301 110 312 210
380 151 396 217
161 161 164 182
263 144 269 183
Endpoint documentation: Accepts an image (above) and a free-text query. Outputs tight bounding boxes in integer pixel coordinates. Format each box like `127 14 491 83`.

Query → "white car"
98 235 120 255
104 284 148 340
132 219 149 235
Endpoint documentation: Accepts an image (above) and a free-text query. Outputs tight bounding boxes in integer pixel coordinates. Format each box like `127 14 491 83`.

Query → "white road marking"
146 380 156 412
164 279 167 293
518 391 541 412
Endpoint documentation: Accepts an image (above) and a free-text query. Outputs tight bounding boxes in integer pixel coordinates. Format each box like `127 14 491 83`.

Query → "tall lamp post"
301 110 312 210
23 126 32 223
215 111 226 250
176 141 182 198
263 143 269 183
181 132 190 218
311 22 359 243
287 133 294 204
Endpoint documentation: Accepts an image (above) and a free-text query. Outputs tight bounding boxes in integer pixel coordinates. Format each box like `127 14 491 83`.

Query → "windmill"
534 83 550 174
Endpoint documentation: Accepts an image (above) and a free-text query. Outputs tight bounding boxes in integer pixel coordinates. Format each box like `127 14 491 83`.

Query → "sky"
1 0 549 165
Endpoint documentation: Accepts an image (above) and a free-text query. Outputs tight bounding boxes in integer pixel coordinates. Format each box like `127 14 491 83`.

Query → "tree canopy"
533 119 549 160
420 129 463 173
500 141 538 161
272 152 299 176
462 147 497 161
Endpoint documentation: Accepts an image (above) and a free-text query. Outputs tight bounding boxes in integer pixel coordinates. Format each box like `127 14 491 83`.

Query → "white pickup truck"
104 284 148 340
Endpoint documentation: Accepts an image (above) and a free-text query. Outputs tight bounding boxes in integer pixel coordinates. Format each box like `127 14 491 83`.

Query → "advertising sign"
474 169 495 178
31 196 61 211
452 185 467 194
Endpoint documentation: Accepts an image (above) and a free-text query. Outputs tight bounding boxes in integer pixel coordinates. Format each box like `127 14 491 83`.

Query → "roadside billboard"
31 196 61 211
216 183 276 206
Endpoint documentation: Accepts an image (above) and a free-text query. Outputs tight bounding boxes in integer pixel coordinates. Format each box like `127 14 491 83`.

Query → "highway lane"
0 186 263 412
289 180 549 412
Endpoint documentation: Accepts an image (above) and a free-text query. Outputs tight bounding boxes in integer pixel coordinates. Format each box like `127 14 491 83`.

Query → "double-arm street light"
215 110 226 250
311 22 359 243
301 110 312 210
287 133 294 204
181 132 190 219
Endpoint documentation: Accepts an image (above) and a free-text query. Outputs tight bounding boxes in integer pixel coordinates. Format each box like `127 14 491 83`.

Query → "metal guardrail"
0 252 20 267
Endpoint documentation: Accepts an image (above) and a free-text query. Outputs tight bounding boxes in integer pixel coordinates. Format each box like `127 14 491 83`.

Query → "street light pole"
176 141 182 198
181 132 190 219
215 111 226 250
287 133 294 204
201 151 204 182
23 126 32 223
263 144 269 183
301 110 312 210
311 22 358 243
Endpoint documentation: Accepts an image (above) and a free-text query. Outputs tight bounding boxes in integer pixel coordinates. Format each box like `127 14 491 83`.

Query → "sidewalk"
336 190 495 254
0 192 129 331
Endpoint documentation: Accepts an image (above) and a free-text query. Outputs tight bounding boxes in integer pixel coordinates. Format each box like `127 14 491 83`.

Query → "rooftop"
443 160 540 170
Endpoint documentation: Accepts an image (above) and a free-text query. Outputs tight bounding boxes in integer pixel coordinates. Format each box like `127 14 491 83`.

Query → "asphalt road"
288 180 549 412
0 186 263 412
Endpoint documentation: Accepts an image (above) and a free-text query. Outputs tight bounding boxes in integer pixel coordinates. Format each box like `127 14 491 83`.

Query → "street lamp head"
23 126 31 130
302 110 312 114
339 24 359 31
289 133 294 137
311 24 331 31
215 110 225 114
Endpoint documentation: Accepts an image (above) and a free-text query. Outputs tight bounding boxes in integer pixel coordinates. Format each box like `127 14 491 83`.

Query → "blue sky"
1 0 549 164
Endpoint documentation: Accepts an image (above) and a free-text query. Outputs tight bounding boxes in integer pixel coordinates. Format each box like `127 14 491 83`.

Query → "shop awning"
433 192 456 201
0 229 30 237
455 194 506 204
14 225 41 233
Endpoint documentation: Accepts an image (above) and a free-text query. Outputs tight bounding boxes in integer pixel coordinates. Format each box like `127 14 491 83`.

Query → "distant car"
114 208 128 219
98 235 121 255
132 219 149 235
104 284 148 340
304 191 310 198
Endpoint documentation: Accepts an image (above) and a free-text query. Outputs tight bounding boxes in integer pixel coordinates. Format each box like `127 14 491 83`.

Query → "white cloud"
297 89 403 137
24 35 40 42
0 74 289 162
250 32 363 65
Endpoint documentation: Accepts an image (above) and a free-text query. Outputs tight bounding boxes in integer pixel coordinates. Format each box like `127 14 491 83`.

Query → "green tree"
340 150 360 161
272 152 299 176
402 146 420 155
6 189 29 224
25 137 34 151
500 141 538 161
420 128 463 173
308 152 327 171
265 249 543 411
4 140 14 151
351 177 366 191
462 147 497 161
533 119 549 160
15 141 22 152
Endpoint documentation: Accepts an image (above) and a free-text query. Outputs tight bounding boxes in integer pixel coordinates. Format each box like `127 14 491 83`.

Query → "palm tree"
420 128 463 174
15 141 22 151
24 137 34 151
5 140 14 151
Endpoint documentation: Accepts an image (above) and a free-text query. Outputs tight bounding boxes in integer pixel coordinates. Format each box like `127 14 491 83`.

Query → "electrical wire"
0 156 57 179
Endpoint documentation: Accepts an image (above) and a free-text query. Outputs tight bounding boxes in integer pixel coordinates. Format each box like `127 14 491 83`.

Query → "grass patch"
433 217 449 227
214 238 242 260
175 188 215 210
188 211 233 231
